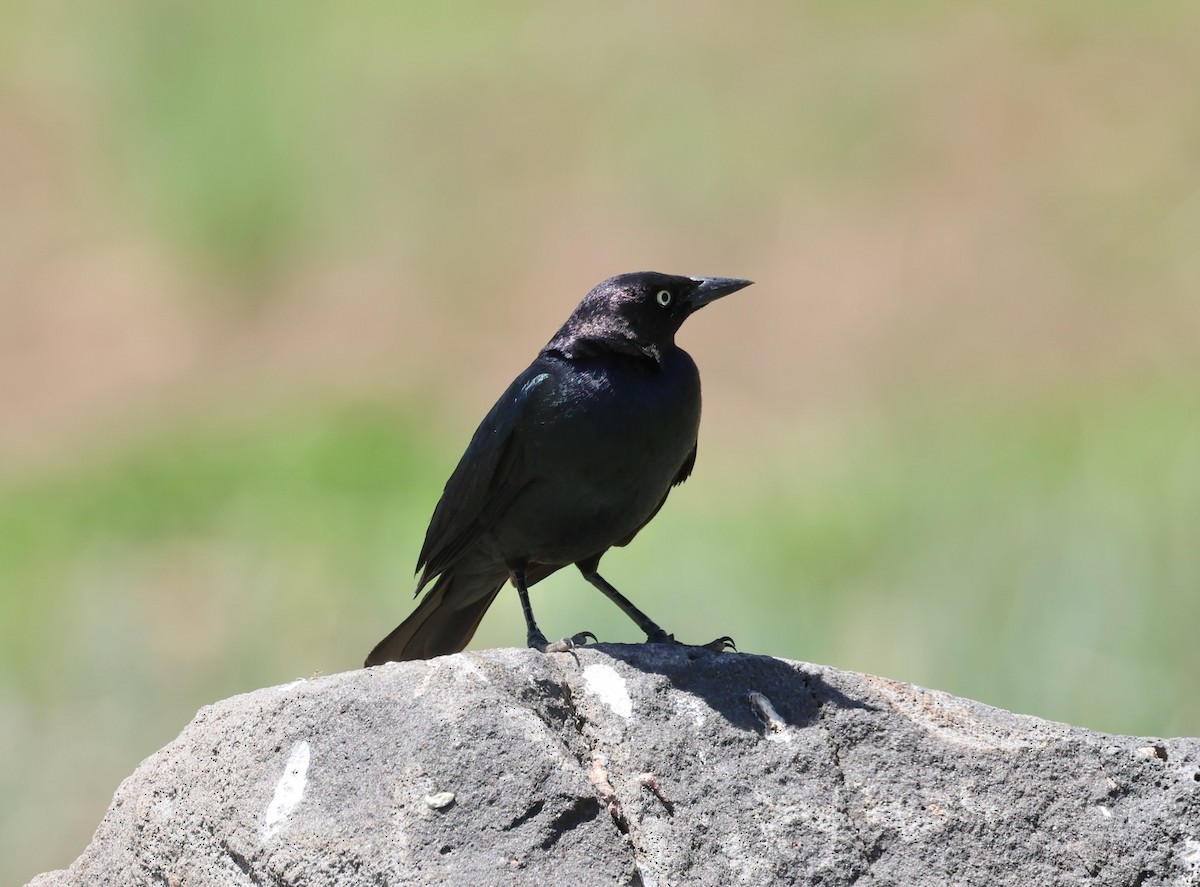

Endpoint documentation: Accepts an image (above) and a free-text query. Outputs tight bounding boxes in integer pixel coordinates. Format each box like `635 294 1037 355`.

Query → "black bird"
365 271 753 665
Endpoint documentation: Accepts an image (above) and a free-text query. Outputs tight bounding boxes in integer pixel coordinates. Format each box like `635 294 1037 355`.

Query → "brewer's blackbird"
365 271 752 665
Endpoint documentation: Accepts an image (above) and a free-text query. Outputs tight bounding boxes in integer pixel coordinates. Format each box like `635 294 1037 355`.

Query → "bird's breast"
493 351 701 564
536 352 700 475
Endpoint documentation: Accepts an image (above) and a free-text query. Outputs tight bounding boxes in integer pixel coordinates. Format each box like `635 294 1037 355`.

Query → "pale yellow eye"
656 290 672 307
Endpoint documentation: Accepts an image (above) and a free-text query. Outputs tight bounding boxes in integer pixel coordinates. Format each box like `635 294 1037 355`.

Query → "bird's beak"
686 277 754 309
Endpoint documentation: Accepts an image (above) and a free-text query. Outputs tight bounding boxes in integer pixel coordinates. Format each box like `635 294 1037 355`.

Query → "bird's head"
545 271 753 363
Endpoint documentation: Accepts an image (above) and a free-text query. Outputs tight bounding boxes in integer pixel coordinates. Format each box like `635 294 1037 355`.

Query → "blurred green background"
3 1 1199 882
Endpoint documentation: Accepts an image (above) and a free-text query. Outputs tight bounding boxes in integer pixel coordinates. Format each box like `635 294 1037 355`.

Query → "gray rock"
27 646 1200 886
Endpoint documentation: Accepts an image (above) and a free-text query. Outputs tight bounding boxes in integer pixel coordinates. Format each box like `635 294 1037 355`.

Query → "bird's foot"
643 631 736 654
545 631 597 653
529 630 597 654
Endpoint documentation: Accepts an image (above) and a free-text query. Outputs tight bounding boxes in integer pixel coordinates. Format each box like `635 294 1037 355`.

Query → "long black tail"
364 570 505 665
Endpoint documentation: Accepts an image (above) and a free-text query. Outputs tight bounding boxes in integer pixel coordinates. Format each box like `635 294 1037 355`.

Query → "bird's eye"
656 290 672 307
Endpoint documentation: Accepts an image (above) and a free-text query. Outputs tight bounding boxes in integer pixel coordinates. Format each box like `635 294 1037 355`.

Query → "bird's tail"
364 570 504 666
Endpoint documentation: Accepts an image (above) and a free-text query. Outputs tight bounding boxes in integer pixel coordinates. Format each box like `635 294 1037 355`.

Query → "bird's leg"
511 568 550 650
578 565 736 652
577 567 672 642
511 569 595 653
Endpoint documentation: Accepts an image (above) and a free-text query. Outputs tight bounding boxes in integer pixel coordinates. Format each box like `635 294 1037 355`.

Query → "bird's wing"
615 441 697 548
415 363 554 591
672 441 697 487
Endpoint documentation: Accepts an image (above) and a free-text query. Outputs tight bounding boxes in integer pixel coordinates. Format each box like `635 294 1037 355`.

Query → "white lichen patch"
262 741 311 841
449 656 489 683
424 791 455 810
582 663 632 718
1182 837 1200 870
749 691 791 742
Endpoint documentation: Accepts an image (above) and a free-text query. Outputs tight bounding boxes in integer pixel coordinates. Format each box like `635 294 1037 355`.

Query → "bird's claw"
643 631 736 653
538 631 598 654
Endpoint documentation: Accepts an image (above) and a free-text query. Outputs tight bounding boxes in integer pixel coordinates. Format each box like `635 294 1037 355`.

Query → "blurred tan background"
3 2 1199 882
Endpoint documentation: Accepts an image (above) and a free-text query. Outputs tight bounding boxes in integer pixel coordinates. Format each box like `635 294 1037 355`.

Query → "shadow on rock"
581 642 873 735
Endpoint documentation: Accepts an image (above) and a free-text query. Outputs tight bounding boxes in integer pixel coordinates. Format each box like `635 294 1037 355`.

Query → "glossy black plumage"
365 271 752 665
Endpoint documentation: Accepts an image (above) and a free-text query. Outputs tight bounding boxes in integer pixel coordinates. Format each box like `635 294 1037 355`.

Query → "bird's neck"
544 333 666 366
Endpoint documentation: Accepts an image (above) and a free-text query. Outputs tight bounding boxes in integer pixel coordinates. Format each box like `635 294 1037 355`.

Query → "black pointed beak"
686 276 754 309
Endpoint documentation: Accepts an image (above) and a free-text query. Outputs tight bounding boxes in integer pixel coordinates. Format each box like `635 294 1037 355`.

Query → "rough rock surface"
28 646 1200 886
